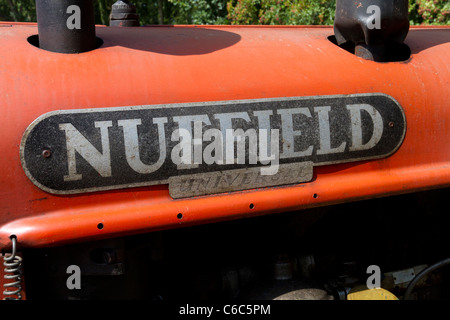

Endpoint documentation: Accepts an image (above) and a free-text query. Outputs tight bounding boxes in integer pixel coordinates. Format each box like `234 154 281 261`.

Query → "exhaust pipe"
35 0 97 53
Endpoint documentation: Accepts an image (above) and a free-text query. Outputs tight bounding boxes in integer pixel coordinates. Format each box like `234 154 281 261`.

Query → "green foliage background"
0 0 448 25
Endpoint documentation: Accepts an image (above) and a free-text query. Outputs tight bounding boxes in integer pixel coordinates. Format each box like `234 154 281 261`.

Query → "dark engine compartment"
23 187 450 300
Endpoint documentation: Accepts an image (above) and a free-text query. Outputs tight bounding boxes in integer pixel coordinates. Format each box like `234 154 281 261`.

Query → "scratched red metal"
0 24 449 249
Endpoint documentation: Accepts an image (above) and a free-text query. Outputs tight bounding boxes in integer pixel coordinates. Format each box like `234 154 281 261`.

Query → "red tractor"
1 0 449 300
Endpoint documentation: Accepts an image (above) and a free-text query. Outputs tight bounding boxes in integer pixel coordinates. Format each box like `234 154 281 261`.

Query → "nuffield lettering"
58 104 384 180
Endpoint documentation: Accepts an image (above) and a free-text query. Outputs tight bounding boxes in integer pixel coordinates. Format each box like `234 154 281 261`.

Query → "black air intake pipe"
334 0 410 61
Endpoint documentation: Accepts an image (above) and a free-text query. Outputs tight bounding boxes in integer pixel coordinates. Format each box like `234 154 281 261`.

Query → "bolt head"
42 150 52 158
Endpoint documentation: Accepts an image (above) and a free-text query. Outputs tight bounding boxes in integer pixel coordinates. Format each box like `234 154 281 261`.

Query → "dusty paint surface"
0 24 449 248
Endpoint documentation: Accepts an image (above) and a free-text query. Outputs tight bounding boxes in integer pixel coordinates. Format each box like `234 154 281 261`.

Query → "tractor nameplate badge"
20 94 406 197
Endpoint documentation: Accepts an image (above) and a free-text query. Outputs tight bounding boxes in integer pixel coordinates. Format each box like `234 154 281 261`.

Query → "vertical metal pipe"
35 0 97 53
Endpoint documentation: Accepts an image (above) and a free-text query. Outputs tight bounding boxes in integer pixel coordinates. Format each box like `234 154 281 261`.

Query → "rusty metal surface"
168 162 313 199
0 25 449 249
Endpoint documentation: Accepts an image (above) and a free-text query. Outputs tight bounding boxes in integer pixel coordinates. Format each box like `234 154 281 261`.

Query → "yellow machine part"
347 286 398 300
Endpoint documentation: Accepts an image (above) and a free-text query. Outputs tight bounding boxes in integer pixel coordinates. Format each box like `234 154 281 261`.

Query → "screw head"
42 149 52 158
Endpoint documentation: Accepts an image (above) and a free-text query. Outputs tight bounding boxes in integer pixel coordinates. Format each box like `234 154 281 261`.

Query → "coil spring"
2 236 23 300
